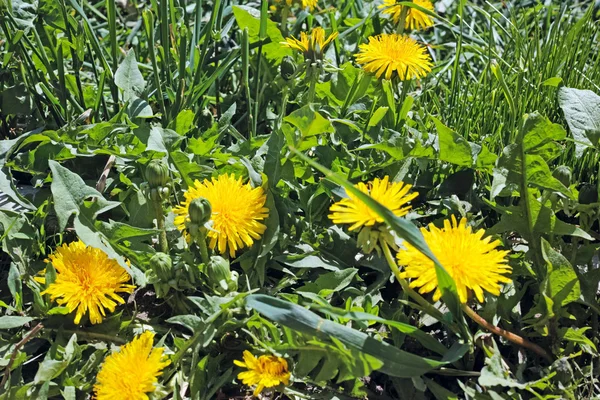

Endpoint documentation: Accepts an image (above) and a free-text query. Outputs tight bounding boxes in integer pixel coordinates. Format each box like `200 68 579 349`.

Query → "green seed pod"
280 56 297 80
578 183 598 205
149 252 173 282
206 256 231 293
189 197 212 226
552 165 572 188
146 159 169 188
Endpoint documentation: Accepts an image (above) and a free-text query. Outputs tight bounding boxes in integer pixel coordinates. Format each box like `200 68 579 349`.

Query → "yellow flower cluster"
281 1 435 81
329 178 512 305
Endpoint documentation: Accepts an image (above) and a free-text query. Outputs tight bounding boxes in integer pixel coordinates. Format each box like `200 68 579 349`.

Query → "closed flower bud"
280 56 297 80
146 159 169 188
149 252 173 282
189 197 212 226
206 256 232 293
552 165 572 188
578 183 598 205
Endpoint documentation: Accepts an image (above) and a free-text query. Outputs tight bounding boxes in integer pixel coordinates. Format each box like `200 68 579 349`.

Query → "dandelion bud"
206 256 232 293
578 183 598 205
146 159 169 189
149 252 173 282
188 197 212 226
280 56 296 80
552 165 571 188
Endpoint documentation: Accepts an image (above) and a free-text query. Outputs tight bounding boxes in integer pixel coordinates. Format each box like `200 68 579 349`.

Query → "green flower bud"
189 197 212 226
280 56 297 80
206 256 231 293
578 183 598 205
146 159 169 188
149 252 173 282
552 165 572 188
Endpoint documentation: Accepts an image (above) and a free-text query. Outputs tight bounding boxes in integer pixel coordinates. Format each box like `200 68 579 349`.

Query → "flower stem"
50 328 127 345
461 304 553 362
197 227 209 265
152 194 169 254
381 241 458 334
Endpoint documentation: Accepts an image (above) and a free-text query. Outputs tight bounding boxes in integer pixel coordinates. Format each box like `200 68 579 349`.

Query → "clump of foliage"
0 0 599 398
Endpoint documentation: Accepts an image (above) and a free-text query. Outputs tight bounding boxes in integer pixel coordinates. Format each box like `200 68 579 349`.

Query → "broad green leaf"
558 87 600 156
493 114 572 198
170 150 212 188
312 305 455 356
263 130 285 187
433 117 473 167
297 268 358 296
247 294 449 377
541 238 581 308
561 327 597 353
115 49 146 102
168 109 195 135
488 190 593 241
284 105 335 138
232 6 292 63
368 107 389 128
34 360 68 383
49 160 120 232
0 316 33 329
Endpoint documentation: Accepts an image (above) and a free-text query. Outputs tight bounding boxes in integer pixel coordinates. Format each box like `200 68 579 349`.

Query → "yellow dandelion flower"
94 331 170 400
397 216 512 303
301 0 318 9
234 350 290 396
40 240 135 325
356 33 432 80
173 174 269 258
379 0 434 31
282 27 338 60
329 176 418 231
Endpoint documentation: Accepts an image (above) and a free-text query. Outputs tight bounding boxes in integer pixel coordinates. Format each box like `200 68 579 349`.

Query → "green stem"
281 5 289 37
50 328 127 345
381 241 457 333
152 193 169 254
197 227 209 265
461 304 553 362
395 6 409 35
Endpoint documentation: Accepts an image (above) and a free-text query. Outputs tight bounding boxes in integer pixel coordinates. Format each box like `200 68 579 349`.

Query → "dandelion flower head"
282 27 338 61
40 240 135 325
379 0 435 31
397 216 511 303
173 173 269 257
94 331 170 400
329 176 418 231
234 350 290 396
356 33 432 80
